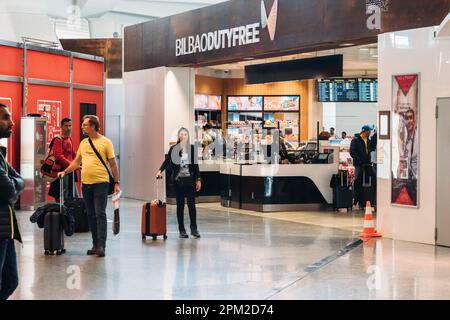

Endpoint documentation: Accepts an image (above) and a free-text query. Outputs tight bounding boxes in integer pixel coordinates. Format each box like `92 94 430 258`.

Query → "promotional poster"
391 74 419 207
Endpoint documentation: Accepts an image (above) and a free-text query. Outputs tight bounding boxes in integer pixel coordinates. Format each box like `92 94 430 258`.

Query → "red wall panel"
0 45 23 77
27 50 70 82
73 58 103 86
26 84 70 148
72 89 104 149
0 81 22 170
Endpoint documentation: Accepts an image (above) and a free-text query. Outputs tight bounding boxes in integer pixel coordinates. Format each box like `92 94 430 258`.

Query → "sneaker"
96 247 105 257
191 230 201 239
86 246 98 255
179 230 189 239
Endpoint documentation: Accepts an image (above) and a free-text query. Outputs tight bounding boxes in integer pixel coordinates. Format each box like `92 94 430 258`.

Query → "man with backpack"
48 118 77 202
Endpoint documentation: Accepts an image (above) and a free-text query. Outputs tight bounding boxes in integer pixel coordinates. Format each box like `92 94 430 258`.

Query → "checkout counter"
165 140 340 211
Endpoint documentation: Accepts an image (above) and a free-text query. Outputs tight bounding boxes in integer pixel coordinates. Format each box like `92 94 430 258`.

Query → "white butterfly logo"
261 0 278 41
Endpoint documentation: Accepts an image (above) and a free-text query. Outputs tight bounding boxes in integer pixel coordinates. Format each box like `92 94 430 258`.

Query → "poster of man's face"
391 74 419 207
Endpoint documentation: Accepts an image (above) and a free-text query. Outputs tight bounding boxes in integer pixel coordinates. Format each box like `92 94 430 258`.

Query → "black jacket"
159 144 201 185
0 154 24 243
350 135 372 167
30 203 75 236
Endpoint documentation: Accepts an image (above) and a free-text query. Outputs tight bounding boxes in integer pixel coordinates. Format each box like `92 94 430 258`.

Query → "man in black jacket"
0 103 24 300
350 125 373 208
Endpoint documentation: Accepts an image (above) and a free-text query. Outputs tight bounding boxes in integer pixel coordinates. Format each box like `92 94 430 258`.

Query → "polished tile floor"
9 199 450 300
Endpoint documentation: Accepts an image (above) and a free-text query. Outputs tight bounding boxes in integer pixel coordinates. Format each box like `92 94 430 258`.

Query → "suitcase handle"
59 176 64 210
156 176 164 203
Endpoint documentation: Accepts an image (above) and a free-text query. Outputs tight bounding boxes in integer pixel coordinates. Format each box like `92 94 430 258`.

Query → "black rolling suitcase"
361 165 376 208
331 171 353 211
65 173 89 233
44 180 66 256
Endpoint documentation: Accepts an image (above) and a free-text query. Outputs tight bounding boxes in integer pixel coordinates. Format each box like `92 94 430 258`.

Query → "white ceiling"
0 0 227 19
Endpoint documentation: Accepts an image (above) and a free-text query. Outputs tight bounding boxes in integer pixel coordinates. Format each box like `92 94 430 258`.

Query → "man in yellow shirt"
58 115 120 257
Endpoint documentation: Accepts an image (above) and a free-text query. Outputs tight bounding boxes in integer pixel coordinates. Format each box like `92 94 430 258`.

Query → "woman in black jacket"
156 128 202 239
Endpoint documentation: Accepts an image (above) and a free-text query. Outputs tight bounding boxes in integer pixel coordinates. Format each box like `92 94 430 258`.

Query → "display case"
194 94 222 155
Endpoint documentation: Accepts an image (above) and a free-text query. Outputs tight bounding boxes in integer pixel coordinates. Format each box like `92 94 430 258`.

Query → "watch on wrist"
114 181 120 185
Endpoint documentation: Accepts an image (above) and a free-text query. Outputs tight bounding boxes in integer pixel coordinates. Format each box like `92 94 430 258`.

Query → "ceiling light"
360 48 370 51
341 43 355 47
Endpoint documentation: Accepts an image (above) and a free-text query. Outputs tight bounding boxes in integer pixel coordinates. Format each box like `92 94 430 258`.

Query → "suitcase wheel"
56 250 63 256
163 235 168 240
44 250 50 256
61 249 66 254
142 234 146 241
152 235 157 241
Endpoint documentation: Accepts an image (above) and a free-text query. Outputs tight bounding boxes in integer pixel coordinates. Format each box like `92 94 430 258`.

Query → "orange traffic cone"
360 201 381 238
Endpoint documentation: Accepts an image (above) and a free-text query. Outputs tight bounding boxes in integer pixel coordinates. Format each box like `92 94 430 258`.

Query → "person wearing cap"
350 125 373 208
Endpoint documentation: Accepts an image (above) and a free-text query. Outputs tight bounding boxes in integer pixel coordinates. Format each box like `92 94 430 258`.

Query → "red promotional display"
0 40 105 173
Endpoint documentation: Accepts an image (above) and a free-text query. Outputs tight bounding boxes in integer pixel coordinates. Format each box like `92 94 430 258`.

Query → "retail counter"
166 163 221 204
220 162 339 212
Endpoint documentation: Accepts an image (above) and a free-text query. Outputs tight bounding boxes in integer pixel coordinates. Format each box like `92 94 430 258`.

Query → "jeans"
175 179 198 232
82 183 109 248
0 239 18 300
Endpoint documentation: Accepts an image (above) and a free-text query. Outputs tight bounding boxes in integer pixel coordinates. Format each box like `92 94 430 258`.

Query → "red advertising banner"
37 100 62 147
391 74 419 207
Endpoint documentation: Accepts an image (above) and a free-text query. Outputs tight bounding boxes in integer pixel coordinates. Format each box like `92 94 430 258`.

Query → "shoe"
86 246 98 255
96 247 105 257
191 230 201 239
179 230 189 239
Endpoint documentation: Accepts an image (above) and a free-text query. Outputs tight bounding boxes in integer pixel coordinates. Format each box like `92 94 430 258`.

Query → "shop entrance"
436 97 450 247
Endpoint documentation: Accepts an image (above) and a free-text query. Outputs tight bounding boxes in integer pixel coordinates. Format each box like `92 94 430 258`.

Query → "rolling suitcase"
44 181 66 255
65 174 89 233
331 170 353 211
141 178 167 241
361 165 376 207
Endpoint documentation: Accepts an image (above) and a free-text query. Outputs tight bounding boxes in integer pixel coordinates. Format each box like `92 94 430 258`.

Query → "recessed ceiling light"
341 43 355 47
360 48 370 51
372 54 379 58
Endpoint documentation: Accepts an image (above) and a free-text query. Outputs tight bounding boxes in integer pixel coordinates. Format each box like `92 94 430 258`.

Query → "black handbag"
88 138 115 195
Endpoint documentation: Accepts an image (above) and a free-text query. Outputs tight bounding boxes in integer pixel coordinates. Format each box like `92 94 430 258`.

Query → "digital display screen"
358 78 378 102
227 96 263 111
194 94 222 110
318 78 378 102
334 78 358 102
264 96 300 111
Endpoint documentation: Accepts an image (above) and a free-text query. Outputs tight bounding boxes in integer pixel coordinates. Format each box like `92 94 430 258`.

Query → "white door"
436 98 450 247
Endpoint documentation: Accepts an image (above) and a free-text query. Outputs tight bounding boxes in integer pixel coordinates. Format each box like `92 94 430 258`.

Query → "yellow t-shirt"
77 136 115 184
362 136 369 154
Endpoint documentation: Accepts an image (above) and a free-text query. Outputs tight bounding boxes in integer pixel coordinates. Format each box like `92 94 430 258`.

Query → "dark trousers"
354 165 377 208
175 180 198 232
0 239 18 300
82 183 109 248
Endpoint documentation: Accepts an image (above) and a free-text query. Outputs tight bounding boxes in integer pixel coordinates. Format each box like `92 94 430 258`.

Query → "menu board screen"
228 96 263 111
194 94 222 110
264 96 300 111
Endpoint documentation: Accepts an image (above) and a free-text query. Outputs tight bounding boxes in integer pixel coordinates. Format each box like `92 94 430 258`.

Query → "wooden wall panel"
124 0 450 71
61 39 122 79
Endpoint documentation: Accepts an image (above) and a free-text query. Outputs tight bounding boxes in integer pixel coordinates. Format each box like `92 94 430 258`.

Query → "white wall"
164 68 195 152
122 67 194 200
377 26 450 245
322 102 377 137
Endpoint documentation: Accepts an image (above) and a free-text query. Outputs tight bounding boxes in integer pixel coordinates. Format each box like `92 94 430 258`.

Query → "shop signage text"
175 0 278 57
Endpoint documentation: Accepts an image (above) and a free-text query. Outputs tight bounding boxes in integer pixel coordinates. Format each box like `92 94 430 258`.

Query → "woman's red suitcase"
141 178 167 240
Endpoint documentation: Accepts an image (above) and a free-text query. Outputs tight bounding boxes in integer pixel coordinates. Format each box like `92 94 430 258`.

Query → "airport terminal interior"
1 0 450 301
